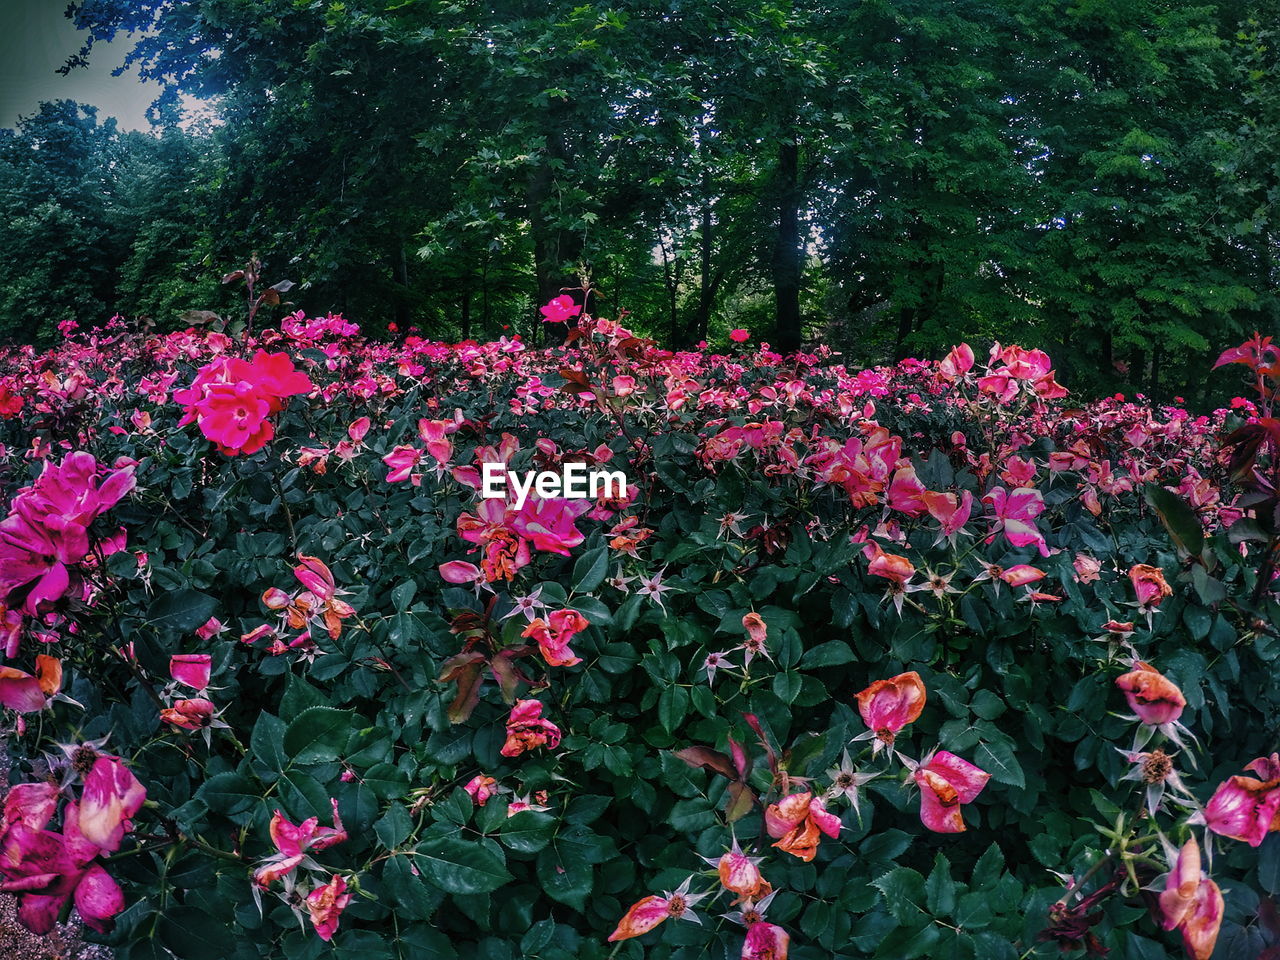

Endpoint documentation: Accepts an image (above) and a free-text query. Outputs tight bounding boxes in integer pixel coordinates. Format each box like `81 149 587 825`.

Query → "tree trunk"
527 132 583 346
771 135 803 353
693 182 715 345
659 235 679 340
394 243 411 329
460 289 471 341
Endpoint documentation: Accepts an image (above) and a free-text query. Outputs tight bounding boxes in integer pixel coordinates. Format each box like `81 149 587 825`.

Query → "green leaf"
773 671 802 703
571 543 608 594
147 589 218 635
1258 834 1280 895
977 739 1025 788
537 844 593 910
873 866 927 924
658 685 689 732
283 706 354 763
970 690 1006 721
250 711 288 773
925 853 956 916
363 762 410 799
392 579 417 609
799 640 855 668
415 836 512 894
158 907 236 960
498 810 556 853
1144 483 1204 556
971 843 1006 889
195 771 258 818
375 803 413 848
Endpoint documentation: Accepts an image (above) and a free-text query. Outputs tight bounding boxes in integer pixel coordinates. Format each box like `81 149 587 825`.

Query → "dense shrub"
0 310 1278 960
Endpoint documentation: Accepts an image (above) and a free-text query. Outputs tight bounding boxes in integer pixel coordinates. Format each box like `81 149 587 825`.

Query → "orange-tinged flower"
1157 839 1223 960
608 895 670 941
1159 838 1201 931
855 671 925 752
913 750 990 833
740 612 771 666
463 775 499 807
1115 661 1185 726
499 699 561 757
1181 877 1223 960
764 792 840 861
0 654 61 713
160 697 215 730
306 874 351 942
521 609 588 667
607 877 708 942
703 836 768 901
865 543 914 586
1129 563 1172 611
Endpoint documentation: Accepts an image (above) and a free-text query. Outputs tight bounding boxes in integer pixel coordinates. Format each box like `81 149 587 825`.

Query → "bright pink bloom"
382 445 424 483
77 757 147 850
886 465 928 516
938 343 975 381
348 416 371 442
913 751 990 833
0 815 125 935
0 452 135 613
511 497 591 556
539 295 581 324
418 417 460 464
982 486 1048 556
612 375 637 396
175 351 312 455
306 874 351 942
253 799 347 889
729 328 750 343
499 699 562 757
1129 564 1172 611
1204 769 1280 847
438 560 482 584
923 490 972 539
272 799 347 857
169 654 211 691
742 921 790 959
195 616 226 640
464 775 499 807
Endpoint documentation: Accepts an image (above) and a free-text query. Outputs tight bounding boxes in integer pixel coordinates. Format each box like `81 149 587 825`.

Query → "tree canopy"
0 0 1275 398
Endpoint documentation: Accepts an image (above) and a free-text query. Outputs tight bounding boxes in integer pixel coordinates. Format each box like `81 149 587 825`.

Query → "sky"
0 0 161 132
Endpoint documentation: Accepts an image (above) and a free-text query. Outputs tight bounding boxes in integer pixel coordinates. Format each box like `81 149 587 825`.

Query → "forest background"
3 0 1279 401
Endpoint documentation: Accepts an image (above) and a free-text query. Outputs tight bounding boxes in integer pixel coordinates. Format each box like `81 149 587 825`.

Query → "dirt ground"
0 755 114 960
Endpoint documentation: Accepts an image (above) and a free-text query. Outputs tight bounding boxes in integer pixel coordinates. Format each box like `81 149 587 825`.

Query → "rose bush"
0 306 1278 960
